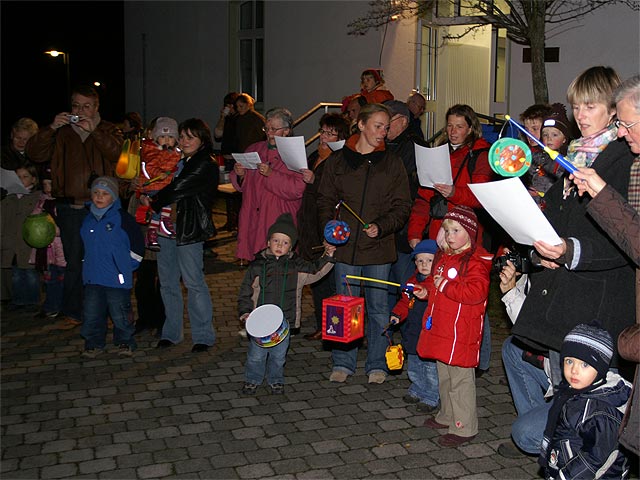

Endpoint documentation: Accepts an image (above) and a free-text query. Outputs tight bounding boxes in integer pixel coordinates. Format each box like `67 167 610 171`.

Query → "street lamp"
44 50 71 101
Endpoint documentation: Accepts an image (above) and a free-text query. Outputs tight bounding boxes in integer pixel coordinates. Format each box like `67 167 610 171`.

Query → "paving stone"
236 462 275 478
137 462 173 478
40 463 79 478
78 457 117 474
429 461 470 478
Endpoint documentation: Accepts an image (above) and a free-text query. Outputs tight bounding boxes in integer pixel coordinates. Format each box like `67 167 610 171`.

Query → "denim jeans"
157 237 215 346
42 265 65 314
502 335 551 453
332 262 391 376
81 284 136 350
11 267 40 306
407 353 439 406
245 335 290 385
478 313 491 371
388 251 415 312
56 203 88 321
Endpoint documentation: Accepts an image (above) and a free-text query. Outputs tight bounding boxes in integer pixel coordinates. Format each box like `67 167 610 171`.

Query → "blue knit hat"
561 322 614 381
91 176 118 199
411 239 438 258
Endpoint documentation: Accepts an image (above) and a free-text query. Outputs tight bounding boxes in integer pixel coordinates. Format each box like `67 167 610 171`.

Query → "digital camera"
492 249 532 274
68 114 80 123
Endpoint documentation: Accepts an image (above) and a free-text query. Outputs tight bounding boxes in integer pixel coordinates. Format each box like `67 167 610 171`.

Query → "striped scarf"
566 123 618 168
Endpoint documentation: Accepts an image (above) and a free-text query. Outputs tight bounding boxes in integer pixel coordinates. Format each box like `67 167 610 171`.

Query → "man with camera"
27 85 123 326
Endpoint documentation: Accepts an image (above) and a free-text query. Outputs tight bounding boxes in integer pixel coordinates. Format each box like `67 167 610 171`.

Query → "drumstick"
504 115 576 173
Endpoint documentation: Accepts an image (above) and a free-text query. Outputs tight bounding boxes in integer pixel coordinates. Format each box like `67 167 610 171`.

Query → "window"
239 1 264 103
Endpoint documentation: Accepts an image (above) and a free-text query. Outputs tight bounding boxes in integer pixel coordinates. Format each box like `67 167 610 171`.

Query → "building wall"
507 2 640 120
123 1 417 145
124 2 229 130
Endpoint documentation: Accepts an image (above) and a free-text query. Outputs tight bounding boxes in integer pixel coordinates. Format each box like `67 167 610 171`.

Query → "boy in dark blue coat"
80 177 144 358
539 323 632 479
390 239 439 413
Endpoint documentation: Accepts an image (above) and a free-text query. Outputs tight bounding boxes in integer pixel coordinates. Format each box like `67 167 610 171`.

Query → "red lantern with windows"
322 295 365 343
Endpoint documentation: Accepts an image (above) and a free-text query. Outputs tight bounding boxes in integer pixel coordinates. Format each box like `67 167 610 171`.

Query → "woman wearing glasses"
298 113 350 340
502 66 636 458
231 107 306 265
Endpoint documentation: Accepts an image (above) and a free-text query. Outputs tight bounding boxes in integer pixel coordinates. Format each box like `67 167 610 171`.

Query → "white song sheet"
468 177 562 246
231 151 261 169
327 140 345 151
274 136 308 172
415 143 453 187
1 168 29 195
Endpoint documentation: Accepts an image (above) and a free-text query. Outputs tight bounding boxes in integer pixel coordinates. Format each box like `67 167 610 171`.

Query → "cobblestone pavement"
2 212 549 479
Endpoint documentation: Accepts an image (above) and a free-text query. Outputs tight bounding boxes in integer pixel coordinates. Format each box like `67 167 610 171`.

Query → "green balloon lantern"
22 213 56 248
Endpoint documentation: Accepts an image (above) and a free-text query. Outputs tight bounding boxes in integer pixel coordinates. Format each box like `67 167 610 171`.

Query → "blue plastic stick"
504 115 576 173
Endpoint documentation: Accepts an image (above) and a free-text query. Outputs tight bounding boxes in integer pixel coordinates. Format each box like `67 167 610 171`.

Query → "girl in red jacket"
414 205 492 447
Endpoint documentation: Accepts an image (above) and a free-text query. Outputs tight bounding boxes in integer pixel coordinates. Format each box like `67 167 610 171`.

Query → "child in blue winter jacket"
80 176 144 358
390 239 440 414
539 322 632 479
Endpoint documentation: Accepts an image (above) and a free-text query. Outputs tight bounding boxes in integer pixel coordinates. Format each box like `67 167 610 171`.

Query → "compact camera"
492 249 533 274
68 114 80 123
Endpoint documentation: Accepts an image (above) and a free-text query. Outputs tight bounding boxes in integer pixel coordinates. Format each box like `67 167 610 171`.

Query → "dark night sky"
1 1 125 140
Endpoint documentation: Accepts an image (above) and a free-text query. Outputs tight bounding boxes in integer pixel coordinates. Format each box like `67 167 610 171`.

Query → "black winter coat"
152 147 218 245
513 139 636 365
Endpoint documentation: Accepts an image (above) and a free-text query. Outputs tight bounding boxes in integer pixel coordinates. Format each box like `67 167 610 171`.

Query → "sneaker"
368 371 386 384
238 328 248 338
242 383 258 395
82 348 104 358
118 344 134 356
160 218 176 238
416 402 439 414
146 228 161 251
269 383 284 395
403 394 421 404
329 370 348 383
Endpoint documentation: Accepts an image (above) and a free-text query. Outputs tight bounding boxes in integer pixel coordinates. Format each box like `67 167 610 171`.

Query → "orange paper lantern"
322 295 365 343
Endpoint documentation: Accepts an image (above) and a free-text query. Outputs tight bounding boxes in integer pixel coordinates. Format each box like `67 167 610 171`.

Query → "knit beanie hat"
91 176 119 199
443 205 478 245
267 213 298 246
152 117 179 141
561 322 614 381
541 103 572 142
411 239 438 258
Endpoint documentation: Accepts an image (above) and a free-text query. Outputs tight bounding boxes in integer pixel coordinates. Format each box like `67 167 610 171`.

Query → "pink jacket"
28 193 66 268
230 141 306 261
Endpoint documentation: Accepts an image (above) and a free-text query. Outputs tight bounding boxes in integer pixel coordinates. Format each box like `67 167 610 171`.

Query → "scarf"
90 202 112 220
566 123 618 168
629 156 640 212
71 112 101 142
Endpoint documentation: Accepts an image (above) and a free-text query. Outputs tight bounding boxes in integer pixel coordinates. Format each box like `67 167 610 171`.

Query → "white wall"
124 2 229 131
508 3 640 120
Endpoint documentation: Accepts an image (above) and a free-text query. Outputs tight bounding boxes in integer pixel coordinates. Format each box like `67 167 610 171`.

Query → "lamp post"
44 50 71 102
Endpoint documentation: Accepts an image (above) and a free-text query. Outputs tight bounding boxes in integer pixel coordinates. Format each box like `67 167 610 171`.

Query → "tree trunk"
528 1 548 104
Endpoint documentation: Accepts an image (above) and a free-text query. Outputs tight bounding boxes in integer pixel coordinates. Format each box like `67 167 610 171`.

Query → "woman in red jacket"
407 104 493 247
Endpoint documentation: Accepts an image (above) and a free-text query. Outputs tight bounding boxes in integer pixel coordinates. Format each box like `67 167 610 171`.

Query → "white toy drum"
245 304 289 348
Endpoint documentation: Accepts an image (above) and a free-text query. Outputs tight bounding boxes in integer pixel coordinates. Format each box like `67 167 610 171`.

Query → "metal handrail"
293 102 343 147
426 113 506 146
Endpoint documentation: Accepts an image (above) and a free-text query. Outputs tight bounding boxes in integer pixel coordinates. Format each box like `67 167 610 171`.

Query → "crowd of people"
1 66 638 475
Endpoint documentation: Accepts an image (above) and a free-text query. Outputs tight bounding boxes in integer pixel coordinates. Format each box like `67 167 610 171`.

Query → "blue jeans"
407 353 439 406
81 285 136 350
56 203 88 321
478 313 491 371
42 265 65 314
502 336 550 453
245 335 290 385
332 262 391 376
157 238 215 346
11 267 40 306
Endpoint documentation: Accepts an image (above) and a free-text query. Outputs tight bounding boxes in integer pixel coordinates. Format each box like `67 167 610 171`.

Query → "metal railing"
293 102 343 147
425 112 507 147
